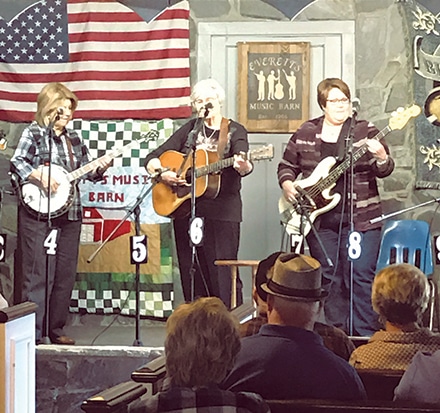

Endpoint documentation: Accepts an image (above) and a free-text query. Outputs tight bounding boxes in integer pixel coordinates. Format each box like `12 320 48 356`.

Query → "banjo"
18 130 159 218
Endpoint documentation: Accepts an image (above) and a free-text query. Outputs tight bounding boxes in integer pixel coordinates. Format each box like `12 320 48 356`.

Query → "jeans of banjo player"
17 206 82 341
307 226 381 336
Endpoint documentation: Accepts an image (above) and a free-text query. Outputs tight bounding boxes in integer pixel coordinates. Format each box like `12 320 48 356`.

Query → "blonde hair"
165 297 240 387
372 263 430 326
35 82 78 126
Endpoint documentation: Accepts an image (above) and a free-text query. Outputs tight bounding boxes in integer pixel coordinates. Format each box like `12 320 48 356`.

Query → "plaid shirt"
141 383 270 413
240 314 355 361
349 328 440 371
10 121 102 220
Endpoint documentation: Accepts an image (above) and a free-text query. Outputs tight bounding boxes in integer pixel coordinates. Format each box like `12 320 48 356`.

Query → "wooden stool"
214 259 260 308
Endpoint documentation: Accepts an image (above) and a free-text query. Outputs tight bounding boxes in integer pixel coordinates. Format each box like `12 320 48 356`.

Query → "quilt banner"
69 118 175 318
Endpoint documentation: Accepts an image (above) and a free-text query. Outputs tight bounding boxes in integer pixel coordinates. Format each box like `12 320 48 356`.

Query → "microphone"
352 98 361 115
203 102 213 117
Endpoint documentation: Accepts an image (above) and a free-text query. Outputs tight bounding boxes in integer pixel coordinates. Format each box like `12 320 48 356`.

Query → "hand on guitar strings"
146 157 186 186
29 169 60 195
353 137 387 163
233 153 253 176
160 169 187 187
281 180 300 204
95 154 113 175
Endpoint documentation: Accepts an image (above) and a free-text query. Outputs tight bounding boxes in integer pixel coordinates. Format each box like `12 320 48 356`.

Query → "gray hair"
190 78 225 105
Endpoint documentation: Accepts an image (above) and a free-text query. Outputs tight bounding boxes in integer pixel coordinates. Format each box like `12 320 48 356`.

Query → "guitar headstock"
249 144 274 162
389 104 421 130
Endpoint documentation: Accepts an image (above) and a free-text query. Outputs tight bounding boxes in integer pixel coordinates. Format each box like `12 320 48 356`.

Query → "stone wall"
36 345 162 413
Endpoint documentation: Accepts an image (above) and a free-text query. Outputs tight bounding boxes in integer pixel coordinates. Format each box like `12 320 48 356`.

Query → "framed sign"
237 42 310 133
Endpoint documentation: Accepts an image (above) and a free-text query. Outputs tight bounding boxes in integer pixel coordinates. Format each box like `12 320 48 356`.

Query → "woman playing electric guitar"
277 78 395 337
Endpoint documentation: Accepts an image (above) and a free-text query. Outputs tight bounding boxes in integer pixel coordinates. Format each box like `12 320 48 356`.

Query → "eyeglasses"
326 98 350 105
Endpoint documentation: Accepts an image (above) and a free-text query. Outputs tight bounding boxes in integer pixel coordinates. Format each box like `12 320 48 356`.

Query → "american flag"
0 0 191 122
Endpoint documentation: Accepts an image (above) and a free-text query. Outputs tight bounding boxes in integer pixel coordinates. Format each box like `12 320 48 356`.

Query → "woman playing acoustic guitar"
144 78 253 308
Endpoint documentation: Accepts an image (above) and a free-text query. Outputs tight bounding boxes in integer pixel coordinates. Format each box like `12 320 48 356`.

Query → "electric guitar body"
278 104 421 238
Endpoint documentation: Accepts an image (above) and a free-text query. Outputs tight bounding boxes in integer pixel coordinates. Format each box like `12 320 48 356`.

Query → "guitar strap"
65 137 75 171
217 117 230 159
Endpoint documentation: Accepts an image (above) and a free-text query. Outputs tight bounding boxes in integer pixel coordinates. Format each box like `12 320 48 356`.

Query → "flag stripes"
0 0 191 122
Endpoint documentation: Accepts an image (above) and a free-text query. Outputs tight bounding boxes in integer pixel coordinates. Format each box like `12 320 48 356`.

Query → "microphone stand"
346 110 357 336
370 197 440 224
87 132 159 346
294 196 334 268
186 111 208 302
87 182 154 346
40 112 60 345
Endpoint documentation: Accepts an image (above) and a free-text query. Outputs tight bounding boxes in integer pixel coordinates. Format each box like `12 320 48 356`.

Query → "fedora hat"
262 253 327 301
255 251 283 302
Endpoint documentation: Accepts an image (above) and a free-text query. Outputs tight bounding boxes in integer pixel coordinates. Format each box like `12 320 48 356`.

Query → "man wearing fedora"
222 252 366 401
240 251 356 361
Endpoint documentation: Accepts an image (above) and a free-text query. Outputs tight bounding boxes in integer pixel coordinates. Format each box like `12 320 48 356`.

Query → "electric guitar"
279 104 421 238
152 145 274 218
18 130 159 218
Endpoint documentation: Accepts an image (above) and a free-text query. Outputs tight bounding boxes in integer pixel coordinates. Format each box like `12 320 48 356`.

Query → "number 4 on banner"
0 234 6 262
44 229 59 256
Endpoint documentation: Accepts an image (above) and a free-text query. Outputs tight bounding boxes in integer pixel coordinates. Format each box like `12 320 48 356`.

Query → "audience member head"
262 252 327 330
372 263 430 329
165 297 240 387
253 251 283 315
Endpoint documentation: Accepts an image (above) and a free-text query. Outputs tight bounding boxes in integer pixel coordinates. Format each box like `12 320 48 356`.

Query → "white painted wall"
196 21 355 299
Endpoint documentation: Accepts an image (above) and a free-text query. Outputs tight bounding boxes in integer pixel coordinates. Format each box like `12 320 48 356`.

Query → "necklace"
321 121 342 143
203 123 217 140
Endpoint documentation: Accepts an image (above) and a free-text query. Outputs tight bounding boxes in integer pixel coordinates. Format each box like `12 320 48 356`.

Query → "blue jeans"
307 226 381 336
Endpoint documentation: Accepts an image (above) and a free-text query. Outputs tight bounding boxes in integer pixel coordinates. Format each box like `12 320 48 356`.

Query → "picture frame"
237 42 310 133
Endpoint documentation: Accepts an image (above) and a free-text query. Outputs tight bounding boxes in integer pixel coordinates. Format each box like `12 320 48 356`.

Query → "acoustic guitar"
152 145 274 218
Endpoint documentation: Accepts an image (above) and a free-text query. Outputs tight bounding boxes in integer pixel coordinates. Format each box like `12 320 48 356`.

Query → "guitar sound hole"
184 169 192 184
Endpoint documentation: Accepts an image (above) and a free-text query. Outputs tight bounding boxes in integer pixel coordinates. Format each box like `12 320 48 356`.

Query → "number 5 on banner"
130 235 148 264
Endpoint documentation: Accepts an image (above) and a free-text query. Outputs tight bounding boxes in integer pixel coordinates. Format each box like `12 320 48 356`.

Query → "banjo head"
20 164 74 218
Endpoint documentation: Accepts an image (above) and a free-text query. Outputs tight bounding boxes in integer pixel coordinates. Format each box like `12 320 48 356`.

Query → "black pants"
17 207 81 341
173 217 242 308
